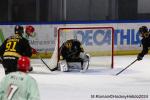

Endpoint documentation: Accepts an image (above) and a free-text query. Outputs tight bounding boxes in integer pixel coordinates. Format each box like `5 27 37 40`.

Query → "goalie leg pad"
80 60 89 73
79 52 90 72
58 60 69 72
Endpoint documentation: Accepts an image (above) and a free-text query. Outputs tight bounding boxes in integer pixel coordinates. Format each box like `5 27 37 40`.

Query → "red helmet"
17 56 30 72
25 25 35 36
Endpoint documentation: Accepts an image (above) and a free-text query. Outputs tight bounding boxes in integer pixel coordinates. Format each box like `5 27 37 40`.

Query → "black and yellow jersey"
139 34 150 58
0 34 32 58
60 39 84 60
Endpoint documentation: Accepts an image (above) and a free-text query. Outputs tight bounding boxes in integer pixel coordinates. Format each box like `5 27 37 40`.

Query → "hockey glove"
32 48 38 54
137 54 143 61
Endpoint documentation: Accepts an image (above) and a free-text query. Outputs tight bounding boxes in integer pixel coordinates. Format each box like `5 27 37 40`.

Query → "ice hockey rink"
0 55 150 100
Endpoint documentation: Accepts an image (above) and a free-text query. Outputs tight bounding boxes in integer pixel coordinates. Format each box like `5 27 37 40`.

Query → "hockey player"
0 56 40 100
0 25 36 74
137 26 150 61
58 39 90 72
24 25 36 39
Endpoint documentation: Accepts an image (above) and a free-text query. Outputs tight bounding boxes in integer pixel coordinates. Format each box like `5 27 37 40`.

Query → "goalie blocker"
57 39 90 72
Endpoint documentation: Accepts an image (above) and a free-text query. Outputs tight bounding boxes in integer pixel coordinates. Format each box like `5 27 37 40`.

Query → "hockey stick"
116 59 138 75
36 53 53 71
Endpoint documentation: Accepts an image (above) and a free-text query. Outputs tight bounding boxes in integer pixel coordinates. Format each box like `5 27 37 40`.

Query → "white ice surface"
0 55 150 100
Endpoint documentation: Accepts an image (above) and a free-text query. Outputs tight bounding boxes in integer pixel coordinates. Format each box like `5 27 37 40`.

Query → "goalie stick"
116 59 138 75
36 53 53 72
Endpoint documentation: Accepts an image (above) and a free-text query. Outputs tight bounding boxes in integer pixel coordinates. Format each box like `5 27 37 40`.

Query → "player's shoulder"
6 71 25 78
3 72 20 81
19 36 29 44
6 35 15 40
6 71 29 79
19 36 27 40
24 73 36 81
4 72 37 88
25 74 37 85
8 72 36 82
6 35 21 41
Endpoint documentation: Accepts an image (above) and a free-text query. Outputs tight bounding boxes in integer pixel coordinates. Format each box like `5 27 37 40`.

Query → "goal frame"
57 26 114 68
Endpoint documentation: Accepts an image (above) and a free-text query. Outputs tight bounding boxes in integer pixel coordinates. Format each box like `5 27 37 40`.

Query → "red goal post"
57 26 114 69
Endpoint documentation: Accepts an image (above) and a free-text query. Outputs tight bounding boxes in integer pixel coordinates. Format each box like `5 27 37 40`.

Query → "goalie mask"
139 26 149 38
15 25 24 35
17 56 30 72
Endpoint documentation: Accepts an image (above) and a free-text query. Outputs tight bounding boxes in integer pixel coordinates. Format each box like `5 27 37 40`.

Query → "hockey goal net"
57 26 114 69
31 26 114 73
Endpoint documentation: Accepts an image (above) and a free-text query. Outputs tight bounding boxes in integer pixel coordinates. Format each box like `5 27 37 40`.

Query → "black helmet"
139 26 149 38
139 26 148 33
15 25 24 35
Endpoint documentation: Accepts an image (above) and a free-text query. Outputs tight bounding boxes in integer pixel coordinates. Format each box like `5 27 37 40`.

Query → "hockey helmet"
17 56 30 72
139 26 148 33
139 26 149 38
25 25 35 36
15 25 24 35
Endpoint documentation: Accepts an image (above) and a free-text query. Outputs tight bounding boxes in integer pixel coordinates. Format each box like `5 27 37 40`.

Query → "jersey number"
5 41 17 52
7 84 18 100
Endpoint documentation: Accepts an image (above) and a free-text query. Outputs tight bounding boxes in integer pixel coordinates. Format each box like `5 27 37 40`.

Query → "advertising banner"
0 23 148 57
